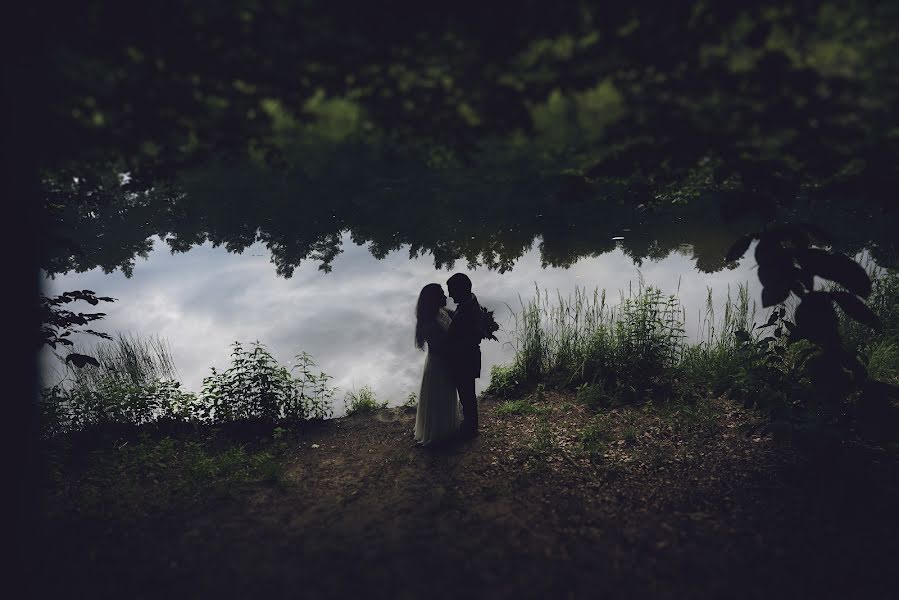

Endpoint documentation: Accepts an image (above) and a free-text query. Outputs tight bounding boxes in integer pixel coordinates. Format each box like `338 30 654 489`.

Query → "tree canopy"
36 0 899 277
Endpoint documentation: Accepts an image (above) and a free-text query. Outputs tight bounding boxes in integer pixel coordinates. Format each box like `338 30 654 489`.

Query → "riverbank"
37 389 899 599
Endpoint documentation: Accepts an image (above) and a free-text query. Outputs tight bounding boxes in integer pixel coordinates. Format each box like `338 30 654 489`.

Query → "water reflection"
42 150 897 414
44 149 898 282
42 233 765 415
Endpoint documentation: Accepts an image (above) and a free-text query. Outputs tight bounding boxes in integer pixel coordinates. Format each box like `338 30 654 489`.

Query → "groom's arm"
456 302 484 348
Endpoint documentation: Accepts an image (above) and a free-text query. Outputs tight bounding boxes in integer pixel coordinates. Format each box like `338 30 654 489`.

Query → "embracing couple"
413 273 497 446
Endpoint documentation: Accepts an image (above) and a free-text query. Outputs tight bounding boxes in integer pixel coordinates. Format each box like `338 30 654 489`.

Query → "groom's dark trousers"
449 294 483 433
455 374 478 432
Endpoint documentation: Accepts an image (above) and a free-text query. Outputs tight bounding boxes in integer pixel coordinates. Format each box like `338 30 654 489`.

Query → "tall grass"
680 285 756 394
41 333 190 434
57 332 180 392
491 280 758 401
491 268 899 408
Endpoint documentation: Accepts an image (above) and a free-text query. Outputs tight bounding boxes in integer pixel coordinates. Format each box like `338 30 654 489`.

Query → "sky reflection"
42 233 764 415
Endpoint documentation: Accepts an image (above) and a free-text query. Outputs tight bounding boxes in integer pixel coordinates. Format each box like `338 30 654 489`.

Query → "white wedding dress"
414 308 462 446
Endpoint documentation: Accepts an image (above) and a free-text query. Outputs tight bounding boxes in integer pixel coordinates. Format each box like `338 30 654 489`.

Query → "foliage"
41 340 336 436
505 282 689 400
575 383 611 411
343 385 386 416
580 418 613 462
44 433 286 521
485 363 526 399
40 332 193 435
727 227 899 443
497 271 899 445
527 412 559 458
39 378 195 437
199 343 335 423
58 332 179 390
39 290 116 368
35 1 899 284
496 399 546 417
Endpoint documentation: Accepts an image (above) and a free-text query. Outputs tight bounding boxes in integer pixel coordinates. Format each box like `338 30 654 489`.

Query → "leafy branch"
39 290 116 368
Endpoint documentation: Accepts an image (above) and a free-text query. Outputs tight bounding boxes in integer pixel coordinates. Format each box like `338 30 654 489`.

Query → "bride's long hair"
415 283 445 350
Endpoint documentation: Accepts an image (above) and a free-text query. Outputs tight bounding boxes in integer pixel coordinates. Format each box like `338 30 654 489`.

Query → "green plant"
344 385 385 415
40 339 338 436
250 451 283 484
727 227 899 444
485 363 525 399
581 417 612 461
199 342 335 423
39 377 198 434
496 399 545 416
403 392 418 408
502 281 695 403
528 411 558 457
576 382 610 410
865 338 899 384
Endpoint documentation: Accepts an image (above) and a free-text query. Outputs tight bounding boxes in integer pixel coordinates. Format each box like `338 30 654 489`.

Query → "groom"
446 273 483 439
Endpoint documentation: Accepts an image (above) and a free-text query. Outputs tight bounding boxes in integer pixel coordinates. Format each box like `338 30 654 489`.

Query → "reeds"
496 280 758 400
61 332 180 392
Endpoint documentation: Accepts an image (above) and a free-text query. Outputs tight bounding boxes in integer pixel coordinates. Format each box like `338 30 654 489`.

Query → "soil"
36 392 899 599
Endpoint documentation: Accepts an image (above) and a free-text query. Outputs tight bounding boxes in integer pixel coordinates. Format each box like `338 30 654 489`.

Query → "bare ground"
36 392 899 599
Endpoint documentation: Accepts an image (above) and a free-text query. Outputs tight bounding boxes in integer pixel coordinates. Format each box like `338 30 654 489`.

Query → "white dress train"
414 308 462 445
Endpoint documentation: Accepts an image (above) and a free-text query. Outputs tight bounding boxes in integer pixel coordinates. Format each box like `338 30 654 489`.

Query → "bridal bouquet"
478 305 500 342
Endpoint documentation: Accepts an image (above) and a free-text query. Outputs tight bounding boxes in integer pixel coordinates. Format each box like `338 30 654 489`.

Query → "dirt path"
37 394 899 599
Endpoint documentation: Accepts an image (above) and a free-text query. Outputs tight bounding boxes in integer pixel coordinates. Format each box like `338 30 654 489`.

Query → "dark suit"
448 294 483 432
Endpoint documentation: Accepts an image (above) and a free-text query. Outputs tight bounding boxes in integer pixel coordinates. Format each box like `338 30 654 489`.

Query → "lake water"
41 151 897 416
41 232 766 415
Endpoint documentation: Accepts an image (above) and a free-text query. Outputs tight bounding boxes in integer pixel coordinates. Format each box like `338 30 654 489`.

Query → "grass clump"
581 417 613 461
496 399 545 416
344 385 386 415
576 382 611 410
503 279 738 403
528 412 559 457
485 363 526 398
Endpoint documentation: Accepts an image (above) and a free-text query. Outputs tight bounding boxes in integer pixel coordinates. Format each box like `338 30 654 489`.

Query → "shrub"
198 343 335 423
486 363 526 399
40 339 337 435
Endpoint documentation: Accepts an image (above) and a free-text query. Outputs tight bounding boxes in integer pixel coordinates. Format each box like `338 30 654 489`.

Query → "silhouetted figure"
446 273 483 438
413 283 463 446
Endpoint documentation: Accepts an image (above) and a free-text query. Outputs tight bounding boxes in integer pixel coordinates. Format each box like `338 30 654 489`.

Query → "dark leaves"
794 292 839 349
795 248 872 297
65 353 100 368
761 283 790 308
830 291 882 332
755 236 798 307
726 234 756 263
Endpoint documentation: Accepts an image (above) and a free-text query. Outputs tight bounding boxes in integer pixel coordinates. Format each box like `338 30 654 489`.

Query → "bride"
413 283 462 446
